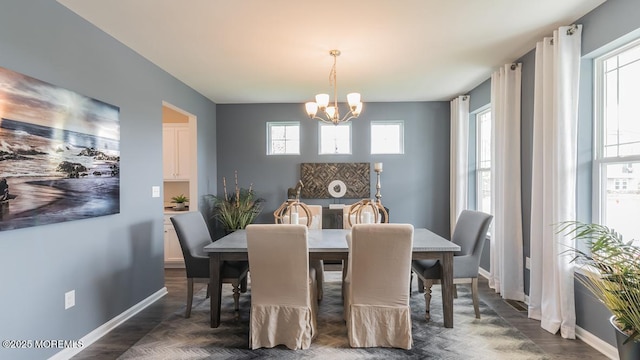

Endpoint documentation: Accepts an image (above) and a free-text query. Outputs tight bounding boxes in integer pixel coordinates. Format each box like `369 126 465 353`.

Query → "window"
476 108 492 216
319 123 351 154
594 39 640 245
371 121 404 154
614 179 628 191
267 122 300 155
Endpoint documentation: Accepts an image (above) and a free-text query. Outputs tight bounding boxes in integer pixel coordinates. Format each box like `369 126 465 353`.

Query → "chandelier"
305 50 363 125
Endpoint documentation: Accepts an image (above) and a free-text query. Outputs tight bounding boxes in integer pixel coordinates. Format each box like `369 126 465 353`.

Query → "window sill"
574 264 600 278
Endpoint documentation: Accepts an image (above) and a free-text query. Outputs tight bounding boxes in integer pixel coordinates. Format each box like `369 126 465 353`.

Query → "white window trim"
592 38 640 224
370 120 405 155
266 121 300 155
318 122 352 155
475 107 491 215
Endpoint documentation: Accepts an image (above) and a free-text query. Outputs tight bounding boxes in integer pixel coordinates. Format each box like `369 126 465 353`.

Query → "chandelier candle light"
305 50 363 125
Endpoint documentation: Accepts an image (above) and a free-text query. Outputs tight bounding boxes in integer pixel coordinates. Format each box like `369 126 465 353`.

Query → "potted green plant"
205 171 263 232
171 194 189 210
559 221 640 360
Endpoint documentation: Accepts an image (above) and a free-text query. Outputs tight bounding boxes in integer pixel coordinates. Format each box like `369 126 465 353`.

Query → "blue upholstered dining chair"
411 210 493 320
170 211 249 318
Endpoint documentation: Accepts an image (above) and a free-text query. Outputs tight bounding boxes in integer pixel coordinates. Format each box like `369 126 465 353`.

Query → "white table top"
203 228 460 253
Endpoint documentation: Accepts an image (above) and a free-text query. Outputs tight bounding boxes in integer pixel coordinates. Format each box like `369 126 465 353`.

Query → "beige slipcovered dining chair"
344 223 414 349
342 204 355 229
246 224 318 350
412 210 493 320
170 212 249 318
276 203 325 301
305 205 325 300
306 204 322 229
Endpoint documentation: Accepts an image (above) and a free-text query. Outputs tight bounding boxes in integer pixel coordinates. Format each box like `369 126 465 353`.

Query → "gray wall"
469 79 491 113
466 0 640 348
216 102 451 238
0 1 217 359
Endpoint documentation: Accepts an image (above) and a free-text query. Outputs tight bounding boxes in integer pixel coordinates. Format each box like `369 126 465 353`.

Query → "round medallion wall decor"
300 162 370 199
327 180 347 198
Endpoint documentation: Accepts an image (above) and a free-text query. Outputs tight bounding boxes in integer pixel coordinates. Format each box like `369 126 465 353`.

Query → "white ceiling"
58 0 605 104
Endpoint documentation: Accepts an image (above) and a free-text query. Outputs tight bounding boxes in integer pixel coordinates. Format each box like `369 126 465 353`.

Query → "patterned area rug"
119 272 550 359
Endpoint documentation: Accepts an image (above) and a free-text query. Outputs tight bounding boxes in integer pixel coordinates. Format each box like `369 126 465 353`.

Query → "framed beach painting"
0 65 120 231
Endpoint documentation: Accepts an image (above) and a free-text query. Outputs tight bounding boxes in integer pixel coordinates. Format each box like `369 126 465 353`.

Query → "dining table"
204 228 461 328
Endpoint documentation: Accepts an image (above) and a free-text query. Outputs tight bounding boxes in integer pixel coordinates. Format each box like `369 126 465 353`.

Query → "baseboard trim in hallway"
50 287 168 360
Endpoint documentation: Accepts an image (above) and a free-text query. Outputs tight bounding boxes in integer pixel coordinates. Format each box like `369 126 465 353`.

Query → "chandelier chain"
329 53 337 88
330 53 338 117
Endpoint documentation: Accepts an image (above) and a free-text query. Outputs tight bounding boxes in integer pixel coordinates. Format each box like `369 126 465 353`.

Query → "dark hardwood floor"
72 268 608 359
474 277 608 360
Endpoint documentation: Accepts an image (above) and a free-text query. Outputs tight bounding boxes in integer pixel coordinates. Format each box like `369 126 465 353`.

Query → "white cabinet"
163 124 191 180
164 215 185 267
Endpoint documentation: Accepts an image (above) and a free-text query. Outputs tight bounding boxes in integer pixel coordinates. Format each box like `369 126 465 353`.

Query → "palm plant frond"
558 221 640 344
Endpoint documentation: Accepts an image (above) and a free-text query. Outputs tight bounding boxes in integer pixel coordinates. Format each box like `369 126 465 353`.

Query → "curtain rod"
550 24 579 45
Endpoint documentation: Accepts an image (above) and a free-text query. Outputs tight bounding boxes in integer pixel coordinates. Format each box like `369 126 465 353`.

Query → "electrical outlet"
525 256 531 270
152 186 160 198
65 290 75 309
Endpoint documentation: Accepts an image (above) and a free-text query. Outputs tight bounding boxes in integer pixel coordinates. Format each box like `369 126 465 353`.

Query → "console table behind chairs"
322 204 390 229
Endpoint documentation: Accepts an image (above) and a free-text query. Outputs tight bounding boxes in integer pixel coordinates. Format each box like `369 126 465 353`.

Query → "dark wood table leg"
209 253 223 328
441 252 454 328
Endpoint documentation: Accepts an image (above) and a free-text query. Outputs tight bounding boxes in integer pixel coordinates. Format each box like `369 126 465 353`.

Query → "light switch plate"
152 186 161 198
65 290 75 309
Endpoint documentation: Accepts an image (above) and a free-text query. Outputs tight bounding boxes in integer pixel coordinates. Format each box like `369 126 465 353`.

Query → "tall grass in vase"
206 171 263 232
559 221 640 354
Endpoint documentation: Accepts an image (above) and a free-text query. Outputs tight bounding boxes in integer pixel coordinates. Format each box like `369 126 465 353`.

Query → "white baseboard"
575 326 618 359
479 267 490 279
164 261 185 269
49 287 168 360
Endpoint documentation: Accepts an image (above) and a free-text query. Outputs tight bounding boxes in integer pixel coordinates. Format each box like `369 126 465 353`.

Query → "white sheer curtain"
528 25 582 339
489 64 525 301
450 95 469 235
